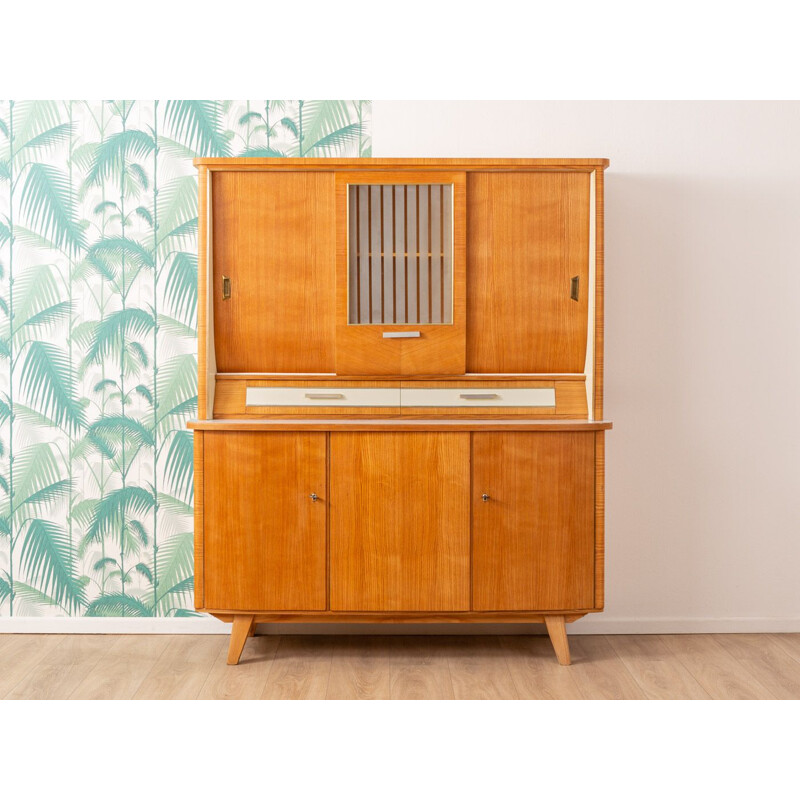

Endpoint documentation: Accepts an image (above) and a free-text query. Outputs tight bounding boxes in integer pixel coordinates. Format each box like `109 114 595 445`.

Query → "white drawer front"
245 387 400 407
400 387 556 407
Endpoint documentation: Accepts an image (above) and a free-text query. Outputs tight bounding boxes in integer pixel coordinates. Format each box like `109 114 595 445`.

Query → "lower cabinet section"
329 433 471 611
203 432 327 610
472 432 595 611
197 430 598 615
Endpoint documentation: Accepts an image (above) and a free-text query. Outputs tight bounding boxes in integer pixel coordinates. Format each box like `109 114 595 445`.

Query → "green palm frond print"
0 99 372 617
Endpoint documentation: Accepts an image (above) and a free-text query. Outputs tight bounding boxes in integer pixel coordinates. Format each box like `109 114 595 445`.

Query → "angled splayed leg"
545 615 571 666
227 614 256 665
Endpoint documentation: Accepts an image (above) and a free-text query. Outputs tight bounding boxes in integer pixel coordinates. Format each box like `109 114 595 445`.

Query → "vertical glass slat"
442 185 453 324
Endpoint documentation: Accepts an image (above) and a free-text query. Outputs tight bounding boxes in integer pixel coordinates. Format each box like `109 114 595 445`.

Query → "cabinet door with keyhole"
203 432 327 611
472 432 595 611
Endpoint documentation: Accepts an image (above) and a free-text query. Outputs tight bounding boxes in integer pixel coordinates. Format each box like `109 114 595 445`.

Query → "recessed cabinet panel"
330 433 470 611
212 171 335 373
203 432 327 611
472 432 595 610
466 172 591 373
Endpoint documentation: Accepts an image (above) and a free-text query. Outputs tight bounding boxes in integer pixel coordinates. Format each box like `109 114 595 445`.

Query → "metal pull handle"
383 331 421 339
459 393 500 400
222 276 231 300
481 494 490 502
309 493 319 502
570 276 579 302
304 393 345 400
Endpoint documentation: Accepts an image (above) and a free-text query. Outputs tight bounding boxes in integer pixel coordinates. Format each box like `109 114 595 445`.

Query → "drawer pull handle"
382 331 421 339
222 276 231 300
482 494 491 502
304 393 345 400
309 493 319 502
459 393 500 400
570 275 580 302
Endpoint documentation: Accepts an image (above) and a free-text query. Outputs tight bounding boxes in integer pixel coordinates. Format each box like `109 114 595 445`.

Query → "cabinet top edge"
193 157 610 169
187 419 613 432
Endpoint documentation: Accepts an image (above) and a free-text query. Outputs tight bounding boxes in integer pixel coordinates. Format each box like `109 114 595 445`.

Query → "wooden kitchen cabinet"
191 158 611 667
201 432 327 611
472 432 595 611
329 432 470 612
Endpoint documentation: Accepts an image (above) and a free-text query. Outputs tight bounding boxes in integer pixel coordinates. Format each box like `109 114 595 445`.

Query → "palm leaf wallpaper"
0 100 372 617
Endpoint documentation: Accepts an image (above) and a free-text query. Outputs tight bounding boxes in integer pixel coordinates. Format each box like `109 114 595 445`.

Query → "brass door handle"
222 276 232 300
481 493 490 502
309 493 320 502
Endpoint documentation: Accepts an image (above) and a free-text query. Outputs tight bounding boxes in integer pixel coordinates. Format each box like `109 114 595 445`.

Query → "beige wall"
374 101 800 632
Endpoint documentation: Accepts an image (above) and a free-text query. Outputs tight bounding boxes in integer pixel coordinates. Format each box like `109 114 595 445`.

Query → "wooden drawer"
246 386 400 407
401 387 555 408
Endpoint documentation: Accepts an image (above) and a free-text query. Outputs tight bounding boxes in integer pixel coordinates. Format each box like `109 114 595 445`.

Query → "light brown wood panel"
442 636 519 700
190 419 612 432
203 432 327 611
595 431 605 608
499 635 584 699
325 636 395 699
197 635 281 699
466 171 590 373
193 431 204 608
197 165 209 418
132 635 226 700
473 432 595 611
211 171 335 373
568 636 647 700
3 635 99 700
196 157 610 168
69 635 170 700
261 635 336 700
335 172 466 376
330 432 470 611
606 635 711 700
662 634 775 699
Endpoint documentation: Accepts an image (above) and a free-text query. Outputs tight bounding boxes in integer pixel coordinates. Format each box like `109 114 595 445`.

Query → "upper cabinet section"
211 171 335 373
198 159 606 389
335 171 466 376
467 172 591 374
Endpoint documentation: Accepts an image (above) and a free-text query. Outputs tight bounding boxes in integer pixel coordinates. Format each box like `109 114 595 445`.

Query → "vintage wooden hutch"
189 158 611 665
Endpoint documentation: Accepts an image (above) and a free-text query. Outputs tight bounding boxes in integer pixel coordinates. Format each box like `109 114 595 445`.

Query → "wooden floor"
2 633 800 700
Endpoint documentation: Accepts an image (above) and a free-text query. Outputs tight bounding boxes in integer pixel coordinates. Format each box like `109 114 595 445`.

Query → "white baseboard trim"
1 615 799 635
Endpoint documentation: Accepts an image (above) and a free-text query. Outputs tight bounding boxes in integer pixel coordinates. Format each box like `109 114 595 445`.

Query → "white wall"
374 101 800 632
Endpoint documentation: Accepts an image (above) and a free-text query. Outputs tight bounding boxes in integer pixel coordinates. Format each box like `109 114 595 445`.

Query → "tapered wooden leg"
545 615 571 666
248 619 257 638
227 614 256 665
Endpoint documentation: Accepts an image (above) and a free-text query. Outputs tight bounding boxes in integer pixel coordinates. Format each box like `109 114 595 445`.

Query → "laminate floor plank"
133 635 228 700
389 636 455 700
712 634 800 700
500 635 583 699
606 635 711 700
568 636 646 699
326 636 395 700
767 633 800 665
262 635 335 700
442 636 518 700
661 634 775 700
197 634 281 700
69 635 171 700
6 635 120 700
0 635 67 699
4 633 800 701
